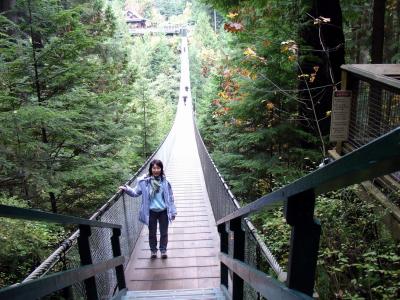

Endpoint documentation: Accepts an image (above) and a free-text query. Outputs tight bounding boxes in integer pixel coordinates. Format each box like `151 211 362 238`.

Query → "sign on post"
329 90 352 142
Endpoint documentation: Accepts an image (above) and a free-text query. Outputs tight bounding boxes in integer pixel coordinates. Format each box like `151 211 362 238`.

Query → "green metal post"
218 223 229 289
284 189 321 296
230 217 244 300
77 225 98 300
111 228 126 290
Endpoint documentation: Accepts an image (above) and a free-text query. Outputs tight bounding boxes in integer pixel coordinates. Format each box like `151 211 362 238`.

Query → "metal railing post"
111 228 126 290
77 225 98 300
284 189 321 296
218 223 229 289
230 217 245 300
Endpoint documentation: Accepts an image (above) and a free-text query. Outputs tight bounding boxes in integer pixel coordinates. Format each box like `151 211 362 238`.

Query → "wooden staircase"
122 287 226 300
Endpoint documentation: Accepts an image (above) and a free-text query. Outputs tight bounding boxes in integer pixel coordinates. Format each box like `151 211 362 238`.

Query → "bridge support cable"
194 118 285 276
193 118 288 298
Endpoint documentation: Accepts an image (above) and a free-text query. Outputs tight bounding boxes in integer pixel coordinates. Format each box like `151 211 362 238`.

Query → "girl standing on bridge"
119 159 177 259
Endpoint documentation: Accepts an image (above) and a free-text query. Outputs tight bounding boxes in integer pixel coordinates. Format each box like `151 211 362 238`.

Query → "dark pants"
149 210 168 252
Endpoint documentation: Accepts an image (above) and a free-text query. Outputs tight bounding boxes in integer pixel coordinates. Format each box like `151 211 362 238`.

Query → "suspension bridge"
0 34 399 300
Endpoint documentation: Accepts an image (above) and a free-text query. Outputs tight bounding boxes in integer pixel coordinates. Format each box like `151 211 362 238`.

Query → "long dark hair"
148 159 165 177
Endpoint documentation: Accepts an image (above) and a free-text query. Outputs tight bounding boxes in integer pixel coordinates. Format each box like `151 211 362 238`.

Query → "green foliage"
0 0 180 287
191 1 399 299
155 0 186 18
251 187 400 300
0 0 129 214
251 208 291 266
0 0 179 215
191 0 321 201
341 0 400 63
314 188 400 299
0 195 64 287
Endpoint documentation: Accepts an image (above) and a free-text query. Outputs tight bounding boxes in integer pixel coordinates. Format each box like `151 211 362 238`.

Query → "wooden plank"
127 278 220 290
129 266 220 280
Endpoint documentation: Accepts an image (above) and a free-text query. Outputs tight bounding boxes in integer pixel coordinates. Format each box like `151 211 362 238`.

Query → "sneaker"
150 251 157 259
161 251 168 259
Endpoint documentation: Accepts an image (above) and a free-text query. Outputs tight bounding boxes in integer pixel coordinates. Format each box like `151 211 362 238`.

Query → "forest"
1 0 399 299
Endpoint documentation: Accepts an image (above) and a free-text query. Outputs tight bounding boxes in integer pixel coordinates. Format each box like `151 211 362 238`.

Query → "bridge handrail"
22 97 179 298
219 253 311 300
0 204 121 229
0 257 125 300
22 137 165 283
341 64 400 91
215 127 399 297
0 207 126 299
217 127 400 225
193 119 286 286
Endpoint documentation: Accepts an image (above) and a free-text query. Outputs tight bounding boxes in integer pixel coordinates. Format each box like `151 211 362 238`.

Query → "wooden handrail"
0 204 121 229
341 64 400 90
219 253 311 300
217 127 400 225
0 256 125 300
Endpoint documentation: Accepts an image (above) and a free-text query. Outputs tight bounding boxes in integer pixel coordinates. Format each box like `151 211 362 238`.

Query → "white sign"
329 90 352 142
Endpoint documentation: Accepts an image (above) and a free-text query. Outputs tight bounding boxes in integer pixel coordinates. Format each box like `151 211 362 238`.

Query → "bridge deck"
124 37 220 290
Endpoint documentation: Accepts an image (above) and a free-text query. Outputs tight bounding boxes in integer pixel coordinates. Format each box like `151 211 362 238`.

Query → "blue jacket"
124 175 177 225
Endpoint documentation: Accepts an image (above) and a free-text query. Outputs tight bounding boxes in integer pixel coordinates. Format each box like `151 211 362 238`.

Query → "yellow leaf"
263 40 271 47
298 74 310 79
240 69 251 77
326 111 331 117
243 47 257 57
281 40 297 54
227 12 239 19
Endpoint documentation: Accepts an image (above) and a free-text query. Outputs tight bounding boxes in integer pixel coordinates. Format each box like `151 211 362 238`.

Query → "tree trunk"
298 0 345 153
50 192 57 213
0 0 16 22
28 0 54 210
368 0 386 136
370 0 386 63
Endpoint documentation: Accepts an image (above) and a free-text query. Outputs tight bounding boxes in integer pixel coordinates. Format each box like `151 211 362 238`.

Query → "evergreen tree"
0 0 132 214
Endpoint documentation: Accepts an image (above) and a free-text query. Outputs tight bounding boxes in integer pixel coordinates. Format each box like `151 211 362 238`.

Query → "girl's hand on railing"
119 185 128 192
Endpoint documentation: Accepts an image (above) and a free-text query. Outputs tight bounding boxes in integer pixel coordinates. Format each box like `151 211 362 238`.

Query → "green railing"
0 205 126 300
216 127 399 299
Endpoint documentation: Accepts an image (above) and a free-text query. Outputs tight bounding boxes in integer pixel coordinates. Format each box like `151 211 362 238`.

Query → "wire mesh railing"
345 77 400 150
193 116 286 299
24 120 178 299
341 64 400 207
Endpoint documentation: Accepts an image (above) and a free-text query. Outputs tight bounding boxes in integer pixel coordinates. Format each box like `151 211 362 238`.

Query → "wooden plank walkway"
124 37 220 290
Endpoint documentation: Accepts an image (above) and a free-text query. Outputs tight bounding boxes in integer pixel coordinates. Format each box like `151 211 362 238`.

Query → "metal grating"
347 80 400 149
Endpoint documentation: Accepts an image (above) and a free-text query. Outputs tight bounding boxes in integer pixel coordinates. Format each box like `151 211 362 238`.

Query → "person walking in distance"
119 159 177 259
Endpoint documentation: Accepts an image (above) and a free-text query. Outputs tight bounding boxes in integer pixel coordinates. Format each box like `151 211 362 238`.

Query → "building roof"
126 10 148 23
